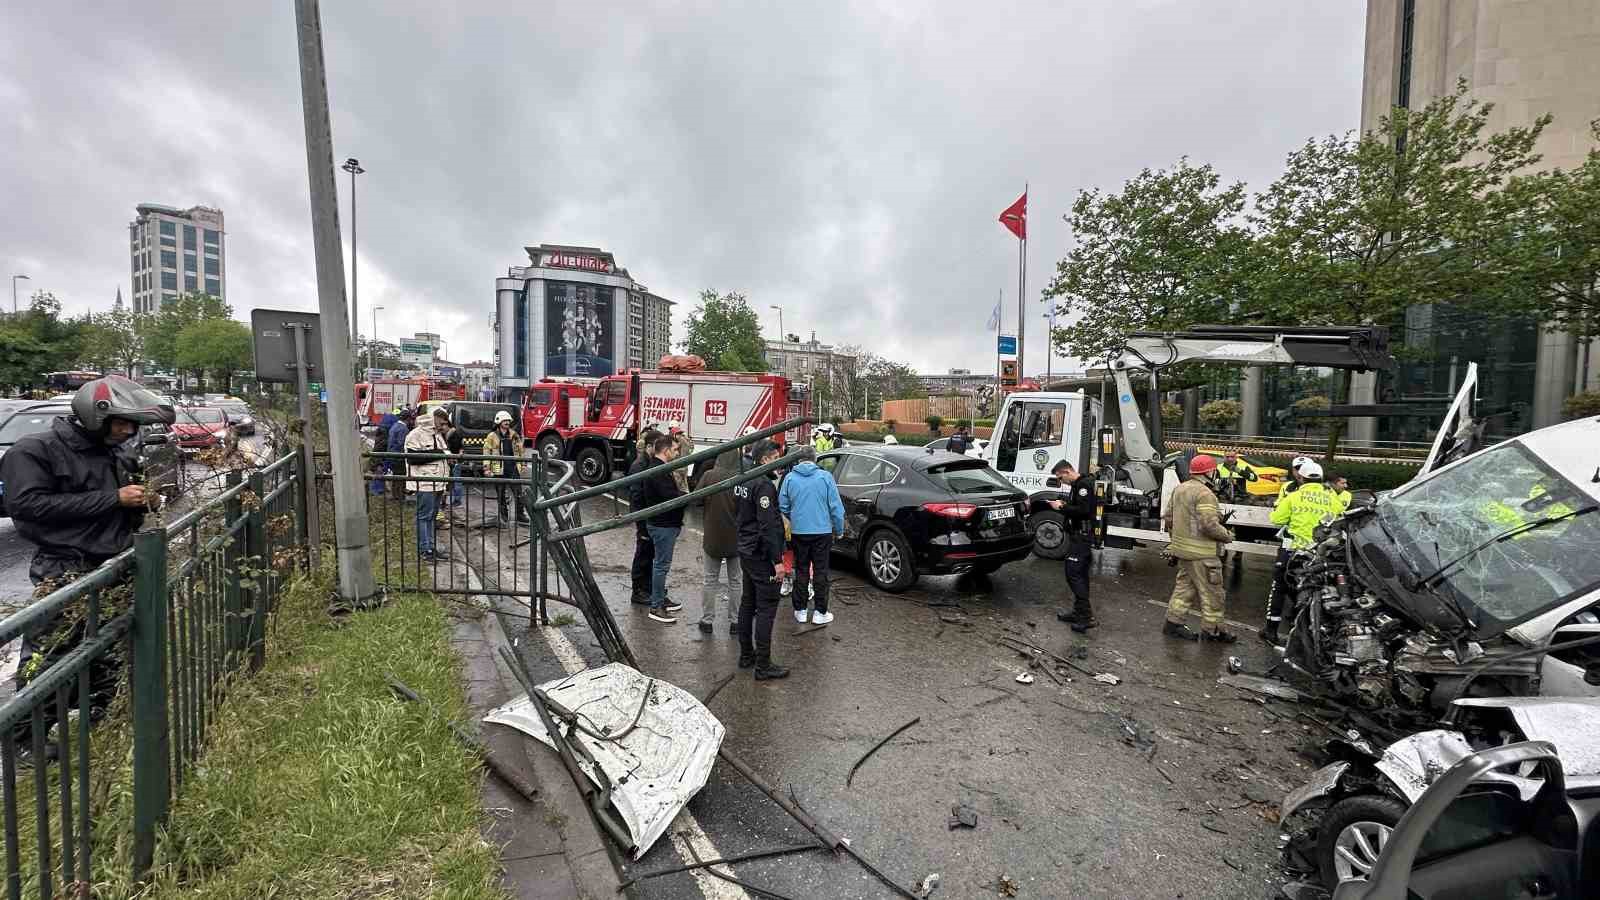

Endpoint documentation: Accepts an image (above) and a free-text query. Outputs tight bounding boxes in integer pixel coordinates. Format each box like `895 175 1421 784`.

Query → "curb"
452 603 626 900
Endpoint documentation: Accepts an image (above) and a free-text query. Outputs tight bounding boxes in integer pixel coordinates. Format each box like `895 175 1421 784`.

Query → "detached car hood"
484 663 723 858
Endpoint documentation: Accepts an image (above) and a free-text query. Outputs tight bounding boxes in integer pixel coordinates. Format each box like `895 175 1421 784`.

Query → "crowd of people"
626 420 847 682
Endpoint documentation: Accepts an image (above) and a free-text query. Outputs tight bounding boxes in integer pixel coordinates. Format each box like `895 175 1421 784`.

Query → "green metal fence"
0 449 307 896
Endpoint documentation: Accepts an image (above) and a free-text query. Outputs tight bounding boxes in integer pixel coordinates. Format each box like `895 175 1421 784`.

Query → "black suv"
817 445 1032 591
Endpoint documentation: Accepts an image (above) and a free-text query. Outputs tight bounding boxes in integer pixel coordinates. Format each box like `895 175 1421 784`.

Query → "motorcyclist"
812 423 836 453
0 375 175 741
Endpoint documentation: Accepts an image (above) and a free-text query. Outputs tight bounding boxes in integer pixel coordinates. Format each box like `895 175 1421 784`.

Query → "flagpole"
1017 182 1027 381
995 288 1002 406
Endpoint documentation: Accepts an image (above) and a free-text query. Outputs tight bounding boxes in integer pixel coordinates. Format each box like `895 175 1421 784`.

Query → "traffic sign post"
997 334 1017 355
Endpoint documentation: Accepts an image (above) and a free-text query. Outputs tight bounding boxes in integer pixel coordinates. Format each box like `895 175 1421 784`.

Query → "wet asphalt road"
447 492 1319 900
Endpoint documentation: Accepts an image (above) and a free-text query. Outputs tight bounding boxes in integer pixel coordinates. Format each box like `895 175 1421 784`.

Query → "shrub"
1562 391 1600 420
925 414 944 434
1199 399 1242 430
1160 402 1184 427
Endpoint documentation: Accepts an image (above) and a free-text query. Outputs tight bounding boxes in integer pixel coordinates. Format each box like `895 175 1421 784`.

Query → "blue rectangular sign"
997 335 1017 355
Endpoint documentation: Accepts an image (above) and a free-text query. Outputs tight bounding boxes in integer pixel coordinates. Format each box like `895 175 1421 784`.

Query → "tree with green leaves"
84 306 147 376
0 291 88 394
175 317 253 394
138 292 231 389
1251 80 1550 458
683 290 767 372
1043 159 1255 365
1518 120 1600 350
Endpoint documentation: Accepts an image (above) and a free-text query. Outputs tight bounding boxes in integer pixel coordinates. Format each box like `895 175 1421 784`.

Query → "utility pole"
770 305 784 344
294 0 374 605
343 157 364 355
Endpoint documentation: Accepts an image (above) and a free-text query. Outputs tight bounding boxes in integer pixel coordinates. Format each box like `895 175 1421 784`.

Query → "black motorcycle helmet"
71 375 176 438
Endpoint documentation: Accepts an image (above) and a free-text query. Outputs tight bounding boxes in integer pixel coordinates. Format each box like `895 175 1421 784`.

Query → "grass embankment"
138 573 506 900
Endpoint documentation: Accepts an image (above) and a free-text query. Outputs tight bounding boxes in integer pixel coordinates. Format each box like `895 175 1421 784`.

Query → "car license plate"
988 506 1015 521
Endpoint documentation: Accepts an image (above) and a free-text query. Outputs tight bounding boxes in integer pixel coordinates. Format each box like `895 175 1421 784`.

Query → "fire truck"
355 377 467 425
524 371 810 485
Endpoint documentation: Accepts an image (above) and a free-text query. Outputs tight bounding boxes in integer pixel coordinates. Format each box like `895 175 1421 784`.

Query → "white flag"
986 302 1001 332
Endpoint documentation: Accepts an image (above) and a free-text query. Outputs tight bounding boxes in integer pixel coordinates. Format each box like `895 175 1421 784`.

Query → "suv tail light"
923 502 977 520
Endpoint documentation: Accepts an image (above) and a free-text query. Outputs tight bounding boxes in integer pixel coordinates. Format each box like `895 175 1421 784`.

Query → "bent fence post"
293 450 310 570
130 528 170 880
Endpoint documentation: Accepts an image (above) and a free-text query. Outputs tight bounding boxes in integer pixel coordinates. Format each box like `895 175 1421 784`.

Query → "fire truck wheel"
536 434 565 462
576 446 611 486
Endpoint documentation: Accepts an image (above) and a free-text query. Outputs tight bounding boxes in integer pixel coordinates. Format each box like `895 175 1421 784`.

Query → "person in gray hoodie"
777 446 845 625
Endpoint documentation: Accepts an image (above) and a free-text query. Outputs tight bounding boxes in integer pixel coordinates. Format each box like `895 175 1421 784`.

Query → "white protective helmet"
1291 455 1311 471
817 423 835 435
1299 460 1324 481
742 425 759 436
495 410 514 425
882 434 898 445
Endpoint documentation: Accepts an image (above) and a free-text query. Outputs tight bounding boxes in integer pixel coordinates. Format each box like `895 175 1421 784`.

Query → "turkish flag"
998 191 1027 240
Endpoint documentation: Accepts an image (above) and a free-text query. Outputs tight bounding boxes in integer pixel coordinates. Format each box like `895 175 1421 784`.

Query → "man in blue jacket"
778 446 846 625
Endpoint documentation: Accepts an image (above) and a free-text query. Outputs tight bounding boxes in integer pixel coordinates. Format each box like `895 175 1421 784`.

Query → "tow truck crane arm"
1108 325 1394 491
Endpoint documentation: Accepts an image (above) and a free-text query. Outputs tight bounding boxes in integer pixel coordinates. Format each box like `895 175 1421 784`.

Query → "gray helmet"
72 375 176 435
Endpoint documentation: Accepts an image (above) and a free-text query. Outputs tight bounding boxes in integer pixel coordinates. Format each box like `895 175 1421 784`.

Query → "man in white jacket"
406 407 452 561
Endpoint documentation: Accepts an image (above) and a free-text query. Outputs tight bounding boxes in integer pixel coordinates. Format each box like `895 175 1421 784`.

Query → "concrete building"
129 204 224 314
463 360 496 401
764 334 853 383
917 369 992 395
629 291 674 370
494 244 675 401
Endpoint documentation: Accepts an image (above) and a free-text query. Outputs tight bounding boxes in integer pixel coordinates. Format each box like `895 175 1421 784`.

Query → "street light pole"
342 157 364 355
369 305 384 374
296 0 374 605
770 305 784 344
11 274 30 314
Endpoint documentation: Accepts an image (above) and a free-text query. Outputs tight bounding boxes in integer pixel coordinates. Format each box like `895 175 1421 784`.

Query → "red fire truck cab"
526 370 809 486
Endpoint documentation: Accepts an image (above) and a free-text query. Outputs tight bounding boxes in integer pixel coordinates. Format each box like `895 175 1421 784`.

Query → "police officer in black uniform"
1048 459 1098 633
735 440 790 680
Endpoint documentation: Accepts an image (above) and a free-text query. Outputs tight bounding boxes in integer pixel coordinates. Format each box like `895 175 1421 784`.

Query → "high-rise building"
1350 1 1600 440
494 244 675 400
128 204 225 314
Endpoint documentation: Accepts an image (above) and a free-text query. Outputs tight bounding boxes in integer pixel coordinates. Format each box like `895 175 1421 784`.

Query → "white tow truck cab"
983 325 1396 559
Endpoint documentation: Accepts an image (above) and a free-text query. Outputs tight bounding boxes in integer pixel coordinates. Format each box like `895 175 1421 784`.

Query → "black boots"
738 650 756 669
1258 623 1281 645
1200 629 1239 644
1162 621 1200 641
752 652 789 680
1056 602 1097 633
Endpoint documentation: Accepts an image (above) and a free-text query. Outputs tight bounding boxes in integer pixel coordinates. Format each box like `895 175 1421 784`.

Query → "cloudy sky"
1 1 1364 375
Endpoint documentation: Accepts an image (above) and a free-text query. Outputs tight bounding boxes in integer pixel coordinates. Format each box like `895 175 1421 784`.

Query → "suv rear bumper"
919 535 1034 574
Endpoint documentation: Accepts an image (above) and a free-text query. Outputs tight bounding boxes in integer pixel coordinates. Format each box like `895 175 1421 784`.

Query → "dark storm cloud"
0 1 1363 371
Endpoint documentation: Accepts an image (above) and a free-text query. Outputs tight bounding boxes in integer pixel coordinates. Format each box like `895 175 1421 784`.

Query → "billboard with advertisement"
430 363 462 380
545 280 615 376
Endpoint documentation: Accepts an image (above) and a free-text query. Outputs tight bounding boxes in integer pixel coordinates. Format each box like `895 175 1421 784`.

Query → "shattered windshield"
1378 442 1600 633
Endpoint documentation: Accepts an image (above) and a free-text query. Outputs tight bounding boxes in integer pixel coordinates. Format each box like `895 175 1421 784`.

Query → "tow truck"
979 325 1394 558
528 369 810 485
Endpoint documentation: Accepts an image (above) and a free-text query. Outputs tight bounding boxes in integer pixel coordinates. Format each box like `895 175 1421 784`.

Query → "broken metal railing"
504 418 923 898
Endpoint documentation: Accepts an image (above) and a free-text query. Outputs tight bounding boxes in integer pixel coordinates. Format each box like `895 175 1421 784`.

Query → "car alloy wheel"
1332 820 1390 882
868 536 902 586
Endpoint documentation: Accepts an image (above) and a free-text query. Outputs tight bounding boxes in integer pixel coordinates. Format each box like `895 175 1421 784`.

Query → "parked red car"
172 406 232 454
